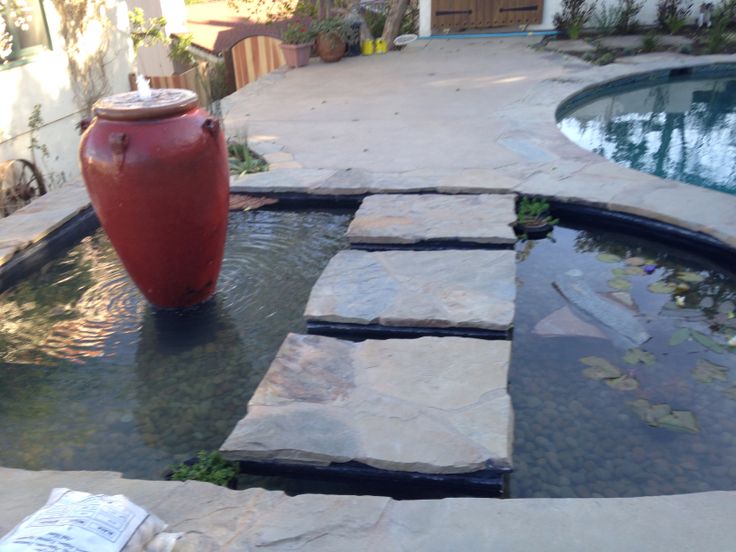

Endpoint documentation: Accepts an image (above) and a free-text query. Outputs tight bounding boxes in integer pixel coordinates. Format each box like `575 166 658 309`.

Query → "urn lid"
93 89 199 121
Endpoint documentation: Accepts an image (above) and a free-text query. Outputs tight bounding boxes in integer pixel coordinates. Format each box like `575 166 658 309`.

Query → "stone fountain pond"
0 204 734 499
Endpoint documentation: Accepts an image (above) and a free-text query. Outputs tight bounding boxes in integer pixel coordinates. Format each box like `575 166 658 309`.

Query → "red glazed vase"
79 89 229 309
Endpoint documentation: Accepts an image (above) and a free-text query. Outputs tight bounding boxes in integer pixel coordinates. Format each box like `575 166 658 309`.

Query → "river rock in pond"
533 306 607 339
554 272 650 347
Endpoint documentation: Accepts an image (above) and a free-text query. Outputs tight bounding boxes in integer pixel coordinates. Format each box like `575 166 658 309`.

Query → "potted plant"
516 196 558 239
280 22 315 68
311 17 353 62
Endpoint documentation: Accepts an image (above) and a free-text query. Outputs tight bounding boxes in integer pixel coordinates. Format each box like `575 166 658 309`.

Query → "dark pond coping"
350 240 515 251
307 321 511 340
0 206 99 295
236 459 509 498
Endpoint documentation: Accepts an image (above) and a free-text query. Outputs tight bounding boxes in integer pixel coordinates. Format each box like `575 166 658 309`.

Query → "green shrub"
170 451 238 487
614 0 644 33
553 0 595 38
228 141 268 176
641 32 661 52
656 0 692 33
594 3 624 34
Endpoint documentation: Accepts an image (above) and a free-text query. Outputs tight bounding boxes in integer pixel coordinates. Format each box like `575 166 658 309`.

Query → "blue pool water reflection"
558 71 736 194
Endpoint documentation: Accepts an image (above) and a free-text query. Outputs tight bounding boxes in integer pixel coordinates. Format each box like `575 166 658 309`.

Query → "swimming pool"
558 65 736 195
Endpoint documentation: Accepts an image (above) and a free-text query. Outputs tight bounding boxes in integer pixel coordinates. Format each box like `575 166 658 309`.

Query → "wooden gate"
432 0 543 30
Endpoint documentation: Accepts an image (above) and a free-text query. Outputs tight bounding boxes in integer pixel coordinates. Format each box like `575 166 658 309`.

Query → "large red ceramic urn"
79 89 229 309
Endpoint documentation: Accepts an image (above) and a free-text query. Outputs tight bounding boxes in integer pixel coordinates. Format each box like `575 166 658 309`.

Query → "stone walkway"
2 467 736 551
222 334 512 474
347 193 517 246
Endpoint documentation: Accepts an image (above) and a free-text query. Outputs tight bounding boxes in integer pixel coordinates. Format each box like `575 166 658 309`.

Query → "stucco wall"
0 0 134 189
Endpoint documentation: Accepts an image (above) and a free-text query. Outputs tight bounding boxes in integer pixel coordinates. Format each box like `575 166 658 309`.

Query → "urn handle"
109 132 129 168
202 118 220 137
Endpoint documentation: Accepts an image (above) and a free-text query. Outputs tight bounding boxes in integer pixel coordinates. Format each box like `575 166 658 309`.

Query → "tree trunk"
381 0 410 50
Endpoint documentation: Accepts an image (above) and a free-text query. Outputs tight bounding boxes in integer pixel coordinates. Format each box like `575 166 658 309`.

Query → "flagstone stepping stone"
533 306 607 339
305 249 516 335
347 194 517 246
221 334 513 475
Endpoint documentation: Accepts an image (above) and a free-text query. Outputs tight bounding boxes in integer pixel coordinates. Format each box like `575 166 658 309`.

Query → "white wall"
0 0 134 189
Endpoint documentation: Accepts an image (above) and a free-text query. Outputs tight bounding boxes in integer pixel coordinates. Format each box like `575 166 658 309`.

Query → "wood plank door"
432 0 542 30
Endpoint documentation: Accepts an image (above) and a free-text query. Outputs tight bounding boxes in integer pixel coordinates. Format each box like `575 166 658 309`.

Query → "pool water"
510 226 736 497
0 209 351 480
558 72 736 194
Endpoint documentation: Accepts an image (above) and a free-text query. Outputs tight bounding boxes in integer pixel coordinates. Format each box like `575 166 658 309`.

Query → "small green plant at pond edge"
614 0 644 33
553 0 595 39
170 451 238 486
641 32 661 52
228 141 268 176
517 196 559 226
594 3 624 35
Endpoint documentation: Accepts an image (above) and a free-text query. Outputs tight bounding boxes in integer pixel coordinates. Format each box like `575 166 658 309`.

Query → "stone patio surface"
347 193 517 245
225 40 736 248
221 333 512 473
2 467 736 552
305 249 516 331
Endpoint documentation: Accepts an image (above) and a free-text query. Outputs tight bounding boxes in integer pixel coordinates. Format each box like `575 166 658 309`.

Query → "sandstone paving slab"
0 184 90 269
2 467 736 552
347 194 517 245
304 249 516 332
221 333 513 473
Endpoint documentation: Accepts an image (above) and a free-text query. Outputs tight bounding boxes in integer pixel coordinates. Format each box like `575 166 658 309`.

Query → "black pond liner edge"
0 205 99 295
235 459 508 498
307 320 512 341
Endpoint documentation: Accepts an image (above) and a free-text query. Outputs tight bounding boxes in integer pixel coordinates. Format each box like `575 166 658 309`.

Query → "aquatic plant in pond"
511 225 736 498
558 71 736 194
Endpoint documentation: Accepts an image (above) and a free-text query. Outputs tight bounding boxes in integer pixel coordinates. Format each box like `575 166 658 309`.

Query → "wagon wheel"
0 159 47 216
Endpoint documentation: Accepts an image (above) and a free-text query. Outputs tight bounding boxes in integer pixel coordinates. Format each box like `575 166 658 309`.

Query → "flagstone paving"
347 193 517 246
221 333 513 473
304 249 516 335
2 467 736 552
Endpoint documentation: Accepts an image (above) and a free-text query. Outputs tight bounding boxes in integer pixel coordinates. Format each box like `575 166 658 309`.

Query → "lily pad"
657 410 699 433
597 253 622 263
723 386 736 400
676 271 705 284
611 268 627 277
630 399 672 425
629 400 699 432
648 281 677 294
692 359 728 383
691 331 726 354
608 278 632 290
669 328 690 346
623 348 656 366
605 375 639 391
580 356 621 380
623 266 645 276
625 257 646 266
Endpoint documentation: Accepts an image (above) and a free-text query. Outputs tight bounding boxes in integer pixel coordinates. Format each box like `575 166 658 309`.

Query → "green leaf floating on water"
690 331 726 354
648 281 677 294
676 271 706 284
629 399 699 433
597 253 622 263
605 375 639 391
657 411 699 433
623 266 645 276
723 386 736 401
612 268 627 277
692 359 728 383
608 278 632 290
669 328 690 346
625 257 646 266
623 348 656 366
580 356 621 380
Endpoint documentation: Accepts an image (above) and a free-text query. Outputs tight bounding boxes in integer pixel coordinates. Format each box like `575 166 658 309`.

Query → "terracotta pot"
281 42 313 68
316 32 346 62
79 89 229 309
